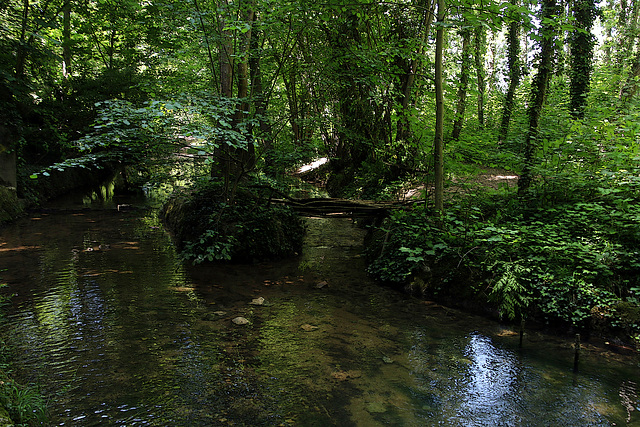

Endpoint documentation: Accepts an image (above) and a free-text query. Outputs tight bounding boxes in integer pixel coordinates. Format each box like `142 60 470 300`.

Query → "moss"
0 187 24 224
615 302 640 336
19 162 115 205
0 405 12 426
160 181 305 263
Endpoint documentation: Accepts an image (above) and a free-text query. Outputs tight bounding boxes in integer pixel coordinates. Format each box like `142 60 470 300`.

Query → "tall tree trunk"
232 5 255 187
619 50 640 103
396 0 436 143
213 4 234 185
499 0 522 143
518 0 559 195
193 0 218 89
62 0 71 78
249 15 273 171
474 25 486 128
451 28 471 141
433 0 445 213
15 0 29 79
569 0 596 118
325 12 381 196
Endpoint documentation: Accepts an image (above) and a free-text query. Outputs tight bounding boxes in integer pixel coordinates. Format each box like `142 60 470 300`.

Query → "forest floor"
400 166 519 201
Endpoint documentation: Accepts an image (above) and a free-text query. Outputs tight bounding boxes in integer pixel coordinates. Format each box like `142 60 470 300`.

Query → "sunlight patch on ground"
296 157 328 174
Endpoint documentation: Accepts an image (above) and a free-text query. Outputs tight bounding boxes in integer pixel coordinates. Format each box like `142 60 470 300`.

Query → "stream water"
0 187 639 426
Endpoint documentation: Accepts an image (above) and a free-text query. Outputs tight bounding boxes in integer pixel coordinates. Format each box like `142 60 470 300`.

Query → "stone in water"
232 317 250 325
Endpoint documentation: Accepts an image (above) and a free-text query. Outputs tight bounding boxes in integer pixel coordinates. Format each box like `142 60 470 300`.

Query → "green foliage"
0 283 47 425
0 381 47 425
163 179 305 264
367 183 640 338
182 228 238 264
487 262 531 321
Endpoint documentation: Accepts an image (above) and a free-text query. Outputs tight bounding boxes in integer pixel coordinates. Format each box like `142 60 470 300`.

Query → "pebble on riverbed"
232 317 250 325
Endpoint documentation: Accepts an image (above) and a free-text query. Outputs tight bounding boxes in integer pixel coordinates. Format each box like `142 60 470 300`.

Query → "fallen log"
272 197 423 217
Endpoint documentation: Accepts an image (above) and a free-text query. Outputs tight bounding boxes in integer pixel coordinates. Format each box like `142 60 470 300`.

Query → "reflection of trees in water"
619 380 637 423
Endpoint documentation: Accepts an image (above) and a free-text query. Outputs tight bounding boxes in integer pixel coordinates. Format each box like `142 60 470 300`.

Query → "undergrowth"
161 178 306 264
0 283 48 425
366 173 640 345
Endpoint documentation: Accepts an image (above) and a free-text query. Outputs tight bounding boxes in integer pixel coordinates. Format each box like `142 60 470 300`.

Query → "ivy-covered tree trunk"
518 0 559 195
451 28 471 141
569 0 596 118
325 12 386 196
499 0 522 143
249 13 272 166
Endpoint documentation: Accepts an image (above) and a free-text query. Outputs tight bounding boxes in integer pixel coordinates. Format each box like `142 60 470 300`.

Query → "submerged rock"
331 370 361 381
314 280 328 289
232 317 250 325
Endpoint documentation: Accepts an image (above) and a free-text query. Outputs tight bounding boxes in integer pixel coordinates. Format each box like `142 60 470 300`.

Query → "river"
0 186 638 426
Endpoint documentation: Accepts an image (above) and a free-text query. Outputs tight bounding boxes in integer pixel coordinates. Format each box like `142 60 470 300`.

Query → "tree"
62 0 71 78
474 24 487 128
499 0 523 143
569 0 596 118
518 0 560 195
452 26 472 141
395 0 437 146
434 0 445 212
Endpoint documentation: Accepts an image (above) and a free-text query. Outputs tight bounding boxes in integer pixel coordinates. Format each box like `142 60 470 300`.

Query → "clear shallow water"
0 192 639 426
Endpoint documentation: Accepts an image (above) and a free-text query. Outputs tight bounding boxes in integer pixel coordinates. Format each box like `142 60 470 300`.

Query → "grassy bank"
0 286 47 424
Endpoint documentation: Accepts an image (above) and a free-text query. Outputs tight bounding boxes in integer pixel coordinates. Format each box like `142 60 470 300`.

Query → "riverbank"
0 161 117 225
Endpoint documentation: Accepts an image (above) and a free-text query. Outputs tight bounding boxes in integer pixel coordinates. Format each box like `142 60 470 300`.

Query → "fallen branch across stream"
249 184 425 217
272 197 424 218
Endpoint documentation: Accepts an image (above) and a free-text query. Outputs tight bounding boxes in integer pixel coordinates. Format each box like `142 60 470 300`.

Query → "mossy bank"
0 161 116 225
160 181 305 264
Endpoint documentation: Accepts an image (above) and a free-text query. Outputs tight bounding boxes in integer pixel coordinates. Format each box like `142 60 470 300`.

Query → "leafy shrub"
161 180 305 263
366 192 640 340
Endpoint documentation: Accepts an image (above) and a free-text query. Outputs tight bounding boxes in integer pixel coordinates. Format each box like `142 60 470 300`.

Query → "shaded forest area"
1 0 640 350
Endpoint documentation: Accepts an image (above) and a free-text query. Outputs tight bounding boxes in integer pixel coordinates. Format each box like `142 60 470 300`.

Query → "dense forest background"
1 0 640 343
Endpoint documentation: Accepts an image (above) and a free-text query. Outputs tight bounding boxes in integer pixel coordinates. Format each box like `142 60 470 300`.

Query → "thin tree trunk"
15 0 29 79
396 0 436 143
193 0 218 90
62 0 71 78
452 28 471 141
518 0 558 195
434 0 445 213
474 25 486 128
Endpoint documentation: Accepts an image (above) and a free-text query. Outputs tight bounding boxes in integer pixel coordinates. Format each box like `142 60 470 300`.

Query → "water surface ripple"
0 199 638 426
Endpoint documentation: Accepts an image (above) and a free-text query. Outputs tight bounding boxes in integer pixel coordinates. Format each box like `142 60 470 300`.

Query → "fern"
489 262 531 321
